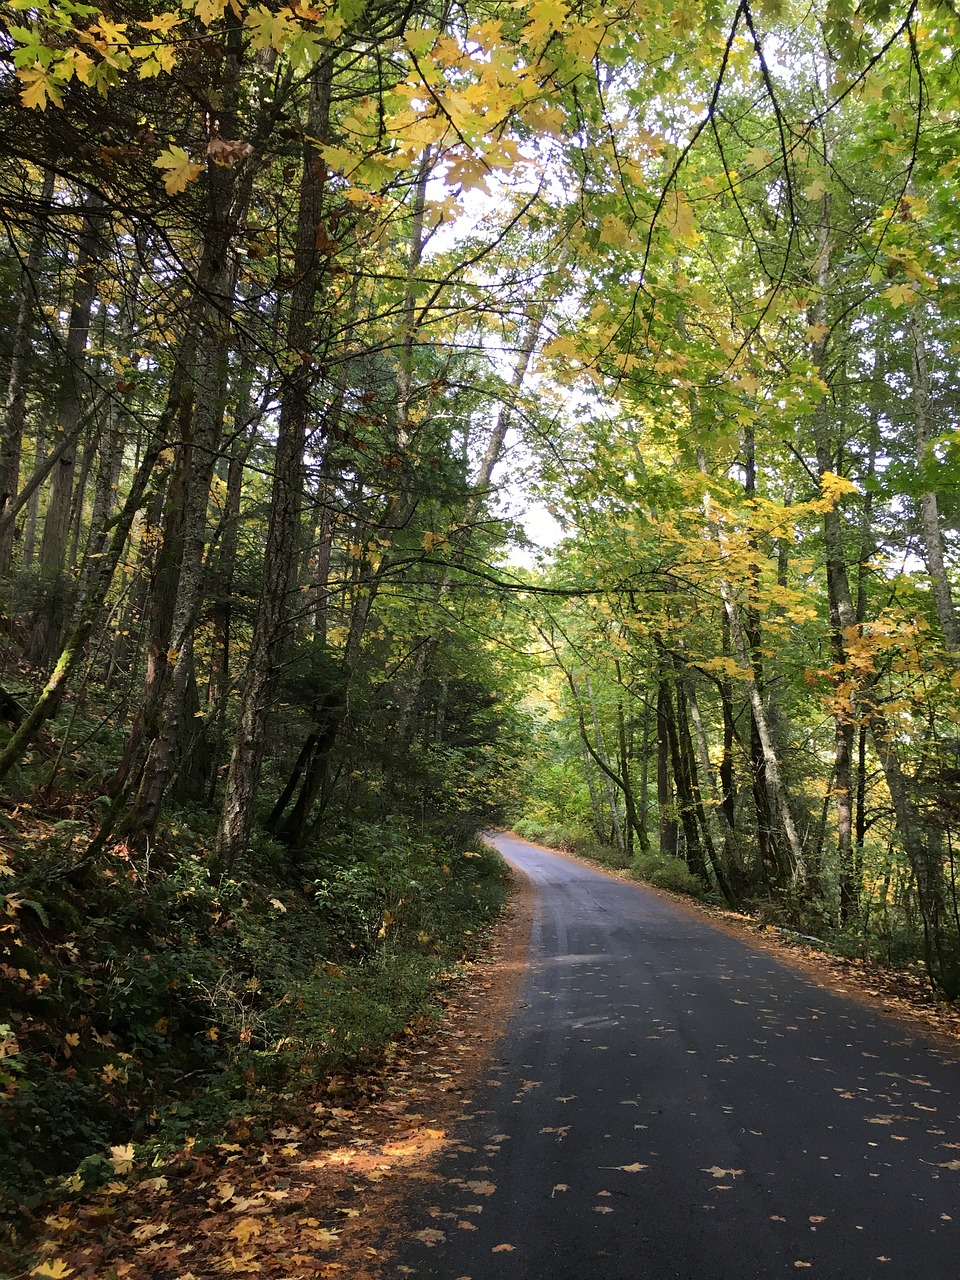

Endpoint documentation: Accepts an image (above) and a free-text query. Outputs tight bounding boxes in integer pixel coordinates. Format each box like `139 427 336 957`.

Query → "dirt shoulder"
26 871 535 1280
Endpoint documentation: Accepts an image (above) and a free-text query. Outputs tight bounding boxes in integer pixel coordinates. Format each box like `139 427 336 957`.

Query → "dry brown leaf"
492 1243 515 1252
412 1228 445 1246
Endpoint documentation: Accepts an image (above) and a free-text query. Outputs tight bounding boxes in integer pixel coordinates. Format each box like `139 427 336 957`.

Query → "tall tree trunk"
656 676 678 859
0 168 54 572
216 56 335 868
909 304 959 651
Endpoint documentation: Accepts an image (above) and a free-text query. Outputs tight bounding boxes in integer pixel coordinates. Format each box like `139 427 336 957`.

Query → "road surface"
389 832 960 1279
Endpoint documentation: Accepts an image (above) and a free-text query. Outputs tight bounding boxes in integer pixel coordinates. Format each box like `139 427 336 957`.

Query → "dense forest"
2 0 960 1260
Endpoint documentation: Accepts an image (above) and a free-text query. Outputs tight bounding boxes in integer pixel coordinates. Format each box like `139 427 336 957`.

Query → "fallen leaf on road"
465 1180 496 1195
412 1229 445 1246
594 1206 614 1214
938 1161 960 1170
551 1184 569 1196
492 1243 515 1252
794 1263 811 1269
703 1167 744 1179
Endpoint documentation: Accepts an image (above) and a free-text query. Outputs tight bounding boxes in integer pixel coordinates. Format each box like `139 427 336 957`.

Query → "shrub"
630 853 704 898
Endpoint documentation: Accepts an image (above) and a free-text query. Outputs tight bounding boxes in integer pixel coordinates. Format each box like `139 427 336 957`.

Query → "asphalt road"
389 832 960 1280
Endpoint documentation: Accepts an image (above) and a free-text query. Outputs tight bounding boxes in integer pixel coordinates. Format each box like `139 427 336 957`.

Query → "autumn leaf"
492 1243 516 1252
17 64 63 110
231 1218 264 1245
110 1143 136 1173
412 1228 445 1246
702 1167 744 1179
195 0 227 24
31 1262 74 1280
153 146 204 194
883 282 917 309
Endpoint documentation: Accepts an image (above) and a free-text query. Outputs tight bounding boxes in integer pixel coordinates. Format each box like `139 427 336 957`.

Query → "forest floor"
28 839 960 1280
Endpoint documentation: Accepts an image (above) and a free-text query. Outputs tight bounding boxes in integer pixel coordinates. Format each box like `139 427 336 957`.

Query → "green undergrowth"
0 813 508 1246
511 817 707 898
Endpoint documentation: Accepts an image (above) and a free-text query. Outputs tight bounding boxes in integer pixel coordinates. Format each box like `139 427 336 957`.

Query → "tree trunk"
216 56 335 868
909 305 959 651
0 168 54 572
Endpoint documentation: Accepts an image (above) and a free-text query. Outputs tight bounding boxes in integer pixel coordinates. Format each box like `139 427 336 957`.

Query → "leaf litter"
26 872 535 1279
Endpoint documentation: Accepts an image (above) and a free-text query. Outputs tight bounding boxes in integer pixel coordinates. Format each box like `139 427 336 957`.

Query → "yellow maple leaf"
17 64 63 110
883 282 917 309
140 11 183 32
110 1143 136 1173
231 1217 263 1244
153 146 204 194
31 1261 74 1280
195 0 226 24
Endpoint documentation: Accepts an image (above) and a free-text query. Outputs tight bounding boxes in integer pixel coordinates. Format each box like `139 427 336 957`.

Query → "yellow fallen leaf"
31 1262 74 1280
231 1218 263 1245
110 1144 136 1173
551 1184 569 1195
465 1180 496 1195
131 1222 170 1242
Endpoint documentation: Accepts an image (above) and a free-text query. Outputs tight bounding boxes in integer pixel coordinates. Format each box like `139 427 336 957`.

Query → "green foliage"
0 818 508 1231
629 853 705 899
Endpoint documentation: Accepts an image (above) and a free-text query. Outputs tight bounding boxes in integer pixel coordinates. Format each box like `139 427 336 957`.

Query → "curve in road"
389 832 960 1280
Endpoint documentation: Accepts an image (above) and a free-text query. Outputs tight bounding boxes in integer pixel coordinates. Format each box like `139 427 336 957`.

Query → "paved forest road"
389 832 960 1280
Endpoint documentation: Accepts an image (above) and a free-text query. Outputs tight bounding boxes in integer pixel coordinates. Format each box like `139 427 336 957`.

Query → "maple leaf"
17 64 63 110
412 1228 445 1246
153 147 204 194
195 0 226 24
231 1218 264 1244
31 1263 74 1280
883 282 917 309
110 1143 136 1173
